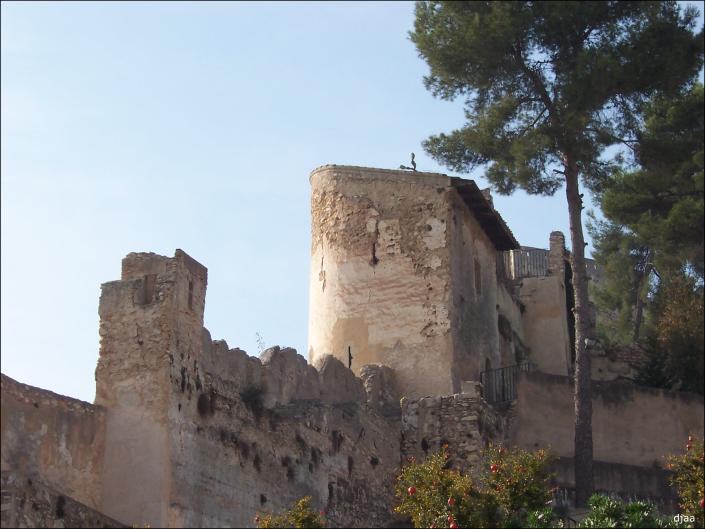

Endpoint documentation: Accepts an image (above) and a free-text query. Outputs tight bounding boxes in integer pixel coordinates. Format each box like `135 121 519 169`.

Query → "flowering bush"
255 496 326 528
483 444 553 525
394 445 554 528
667 436 704 528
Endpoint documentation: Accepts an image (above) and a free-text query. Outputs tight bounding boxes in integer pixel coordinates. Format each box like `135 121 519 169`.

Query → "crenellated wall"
93 249 402 528
2 244 703 527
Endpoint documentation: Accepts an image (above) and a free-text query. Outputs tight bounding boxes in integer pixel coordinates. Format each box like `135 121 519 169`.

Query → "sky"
2 1 703 403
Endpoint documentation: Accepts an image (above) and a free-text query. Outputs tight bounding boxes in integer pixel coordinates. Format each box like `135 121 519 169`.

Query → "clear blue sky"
2 1 702 403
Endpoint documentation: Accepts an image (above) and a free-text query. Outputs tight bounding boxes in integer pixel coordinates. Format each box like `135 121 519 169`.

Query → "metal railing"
479 363 532 404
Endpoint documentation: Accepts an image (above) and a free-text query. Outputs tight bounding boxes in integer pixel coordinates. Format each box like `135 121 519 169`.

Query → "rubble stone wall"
400 385 506 475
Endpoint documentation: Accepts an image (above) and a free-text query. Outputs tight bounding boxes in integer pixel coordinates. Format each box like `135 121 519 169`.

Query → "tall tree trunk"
565 155 594 507
632 249 653 343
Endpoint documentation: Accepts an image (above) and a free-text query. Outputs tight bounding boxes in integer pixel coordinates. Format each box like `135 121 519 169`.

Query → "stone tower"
94 249 208 527
307 165 521 399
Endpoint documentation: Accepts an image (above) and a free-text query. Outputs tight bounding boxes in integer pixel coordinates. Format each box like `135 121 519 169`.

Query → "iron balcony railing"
479 362 533 404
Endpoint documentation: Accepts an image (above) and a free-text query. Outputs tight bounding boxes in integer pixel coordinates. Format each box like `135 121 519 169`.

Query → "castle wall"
517 233 573 376
518 276 572 375
1 470 125 528
0 375 107 512
400 383 506 474
508 372 704 468
308 165 457 398
90 249 400 528
166 342 399 528
447 190 503 385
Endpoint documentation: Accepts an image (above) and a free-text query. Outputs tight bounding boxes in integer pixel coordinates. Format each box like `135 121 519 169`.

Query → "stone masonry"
1 165 703 527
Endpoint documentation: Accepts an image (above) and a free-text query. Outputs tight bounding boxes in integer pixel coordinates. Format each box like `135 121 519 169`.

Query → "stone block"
316 354 366 404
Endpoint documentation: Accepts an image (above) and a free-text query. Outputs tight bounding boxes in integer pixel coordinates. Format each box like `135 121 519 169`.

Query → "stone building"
1 165 702 528
308 165 589 397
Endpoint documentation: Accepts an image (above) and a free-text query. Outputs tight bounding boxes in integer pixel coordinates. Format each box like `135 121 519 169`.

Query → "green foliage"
667 437 705 527
598 84 704 280
576 494 675 528
412 5 703 501
588 217 656 345
590 84 705 395
411 1 703 196
394 445 554 528
255 496 326 529
653 276 704 394
483 445 554 524
394 448 499 528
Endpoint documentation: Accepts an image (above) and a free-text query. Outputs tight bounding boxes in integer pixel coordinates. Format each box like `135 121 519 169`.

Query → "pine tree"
591 84 704 394
410 1 703 505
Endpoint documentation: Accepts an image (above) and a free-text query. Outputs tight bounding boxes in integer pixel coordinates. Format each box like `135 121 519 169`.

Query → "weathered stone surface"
1 470 125 528
359 364 401 417
260 346 321 406
401 392 506 475
316 354 367 404
0 374 107 512
508 372 705 468
1 163 702 527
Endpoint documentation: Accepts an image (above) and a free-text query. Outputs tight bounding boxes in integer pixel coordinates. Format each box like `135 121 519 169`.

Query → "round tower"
307 165 458 399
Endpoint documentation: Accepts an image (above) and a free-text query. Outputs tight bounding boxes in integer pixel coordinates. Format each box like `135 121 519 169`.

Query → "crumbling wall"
1 470 125 528
89 249 401 528
168 343 400 528
591 343 649 382
0 374 107 511
400 384 506 475
94 251 199 527
308 165 457 398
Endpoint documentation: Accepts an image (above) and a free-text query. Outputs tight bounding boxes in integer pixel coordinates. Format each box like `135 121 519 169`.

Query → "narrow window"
188 280 194 310
474 259 482 296
143 274 156 304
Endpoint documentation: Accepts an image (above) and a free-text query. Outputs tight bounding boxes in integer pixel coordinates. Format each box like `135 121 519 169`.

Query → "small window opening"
143 274 156 304
188 280 194 310
474 259 482 296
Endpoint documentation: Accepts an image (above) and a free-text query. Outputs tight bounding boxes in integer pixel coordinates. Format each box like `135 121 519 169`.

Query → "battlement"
2 241 701 528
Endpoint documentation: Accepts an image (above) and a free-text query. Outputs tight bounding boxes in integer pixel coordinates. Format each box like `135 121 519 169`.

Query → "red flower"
407 486 416 496
319 510 326 517
447 497 456 506
450 523 459 529
700 497 704 509
447 514 454 524
490 464 498 473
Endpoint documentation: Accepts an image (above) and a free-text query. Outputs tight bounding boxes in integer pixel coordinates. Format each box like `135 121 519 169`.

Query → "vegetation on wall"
254 497 326 529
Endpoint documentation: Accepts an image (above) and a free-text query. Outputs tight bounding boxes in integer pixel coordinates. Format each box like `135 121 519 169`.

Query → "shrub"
483 444 554 525
394 445 554 528
667 436 705 528
255 496 326 528
576 494 675 528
